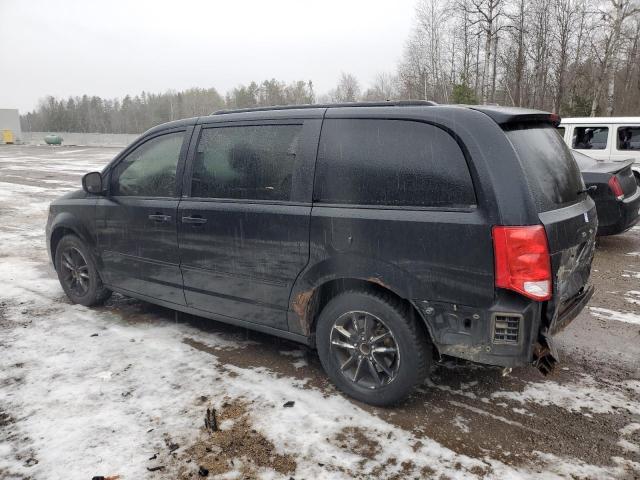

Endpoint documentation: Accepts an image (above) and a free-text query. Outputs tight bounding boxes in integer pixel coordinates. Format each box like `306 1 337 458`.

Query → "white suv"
558 117 640 181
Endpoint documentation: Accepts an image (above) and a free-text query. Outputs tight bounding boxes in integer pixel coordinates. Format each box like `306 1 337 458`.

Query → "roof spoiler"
469 106 561 127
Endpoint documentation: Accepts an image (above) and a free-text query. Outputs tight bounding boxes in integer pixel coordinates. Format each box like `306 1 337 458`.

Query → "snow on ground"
1 146 639 479
492 375 640 415
589 306 640 326
622 269 640 279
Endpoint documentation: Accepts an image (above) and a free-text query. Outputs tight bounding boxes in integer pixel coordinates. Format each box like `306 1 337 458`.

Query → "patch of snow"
618 439 639 453
452 415 470 433
512 408 534 417
448 400 540 434
589 306 640 325
624 291 640 305
492 375 640 415
292 359 308 369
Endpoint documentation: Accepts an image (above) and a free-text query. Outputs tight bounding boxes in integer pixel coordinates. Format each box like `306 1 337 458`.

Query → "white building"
0 109 22 144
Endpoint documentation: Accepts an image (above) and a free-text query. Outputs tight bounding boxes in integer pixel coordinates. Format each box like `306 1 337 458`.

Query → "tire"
316 290 431 406
54 234 111 306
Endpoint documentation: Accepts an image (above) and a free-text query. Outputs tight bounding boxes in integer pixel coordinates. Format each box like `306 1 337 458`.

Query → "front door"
96 129 189 304
177 121 319 329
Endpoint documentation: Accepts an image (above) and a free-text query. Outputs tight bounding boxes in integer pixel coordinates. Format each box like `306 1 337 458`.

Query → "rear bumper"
597 190 640 236
423 286 594 370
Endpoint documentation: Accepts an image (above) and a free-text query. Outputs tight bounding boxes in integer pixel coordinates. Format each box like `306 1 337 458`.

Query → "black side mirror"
82 172 104 195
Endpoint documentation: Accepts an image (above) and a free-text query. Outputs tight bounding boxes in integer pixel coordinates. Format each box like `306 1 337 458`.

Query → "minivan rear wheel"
55 234 111 306
316 290 431 406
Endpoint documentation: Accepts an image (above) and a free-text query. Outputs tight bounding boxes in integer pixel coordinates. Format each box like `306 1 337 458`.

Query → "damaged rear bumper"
417 285 595 372
533 284 594 375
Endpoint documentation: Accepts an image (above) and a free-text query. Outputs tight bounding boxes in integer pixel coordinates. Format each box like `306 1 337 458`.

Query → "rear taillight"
608 176 624 200
492 225 552 301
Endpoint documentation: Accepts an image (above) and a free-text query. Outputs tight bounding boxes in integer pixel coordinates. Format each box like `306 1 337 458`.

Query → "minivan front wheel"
55 234 111 306
316 290 431 406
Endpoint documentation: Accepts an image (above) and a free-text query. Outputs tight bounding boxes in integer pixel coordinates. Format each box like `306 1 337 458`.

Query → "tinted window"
111 132 183 197
617 126 640 150
572 126 608 150
506 125 584 211
314 119 475 207
192 125 302 200
556 127 565 138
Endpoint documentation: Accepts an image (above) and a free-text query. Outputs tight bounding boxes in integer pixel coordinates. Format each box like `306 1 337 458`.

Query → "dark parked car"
47 103 597 406
571 150 640 236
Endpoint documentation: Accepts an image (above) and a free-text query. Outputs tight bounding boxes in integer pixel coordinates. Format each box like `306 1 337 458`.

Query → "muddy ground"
0 145 639 480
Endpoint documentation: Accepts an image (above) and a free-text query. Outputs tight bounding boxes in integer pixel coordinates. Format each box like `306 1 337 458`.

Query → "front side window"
191 124 302 201
111 132 184 197
572 126 608 150
617 126 640 150
314 119 476 207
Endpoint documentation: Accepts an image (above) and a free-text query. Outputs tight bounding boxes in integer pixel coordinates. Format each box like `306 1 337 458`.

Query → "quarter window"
314 119 475 207
617 126 640 150
572 126 609 150
191 125 302 201
111 132 184 197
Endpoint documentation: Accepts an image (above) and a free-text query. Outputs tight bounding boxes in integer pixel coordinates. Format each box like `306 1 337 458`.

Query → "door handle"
148 214 171 223
182 215 207 225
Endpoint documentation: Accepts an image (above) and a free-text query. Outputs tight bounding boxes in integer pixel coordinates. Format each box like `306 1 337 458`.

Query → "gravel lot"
1 145 639 480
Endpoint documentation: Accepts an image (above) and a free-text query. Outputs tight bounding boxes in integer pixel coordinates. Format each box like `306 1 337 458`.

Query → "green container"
44 134 63 145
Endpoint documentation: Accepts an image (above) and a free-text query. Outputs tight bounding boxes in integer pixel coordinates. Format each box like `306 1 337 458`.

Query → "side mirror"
82 172 105 195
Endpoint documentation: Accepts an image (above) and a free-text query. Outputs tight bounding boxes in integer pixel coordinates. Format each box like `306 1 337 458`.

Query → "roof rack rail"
211 100 437 115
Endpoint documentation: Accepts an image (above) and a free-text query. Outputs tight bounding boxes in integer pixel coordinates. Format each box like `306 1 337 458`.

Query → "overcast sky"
0 0 417 113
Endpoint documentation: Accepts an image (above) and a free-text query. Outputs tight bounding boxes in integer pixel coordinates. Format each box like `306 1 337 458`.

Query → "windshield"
505 124 585 212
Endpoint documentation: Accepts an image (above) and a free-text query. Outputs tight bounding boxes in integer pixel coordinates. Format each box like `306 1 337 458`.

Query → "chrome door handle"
148 214 171 222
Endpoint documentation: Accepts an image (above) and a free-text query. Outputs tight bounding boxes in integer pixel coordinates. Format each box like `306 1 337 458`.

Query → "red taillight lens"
608 176 624 200
492 225 552 301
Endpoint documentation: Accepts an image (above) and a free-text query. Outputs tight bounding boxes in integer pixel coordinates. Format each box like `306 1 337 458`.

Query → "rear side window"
617 126 640 150
572 126 609 150
192 124 302 201
506 125 584 212
314 119 475 207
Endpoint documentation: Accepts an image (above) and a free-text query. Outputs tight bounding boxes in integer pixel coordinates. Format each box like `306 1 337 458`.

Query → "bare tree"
330 73 362 102
362 73 399 101
590 0 640 115
465 0 504 103
552 0 580 112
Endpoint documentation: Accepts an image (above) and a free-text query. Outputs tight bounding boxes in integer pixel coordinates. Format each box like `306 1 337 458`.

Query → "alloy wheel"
60 247 90 297
330 310 400 389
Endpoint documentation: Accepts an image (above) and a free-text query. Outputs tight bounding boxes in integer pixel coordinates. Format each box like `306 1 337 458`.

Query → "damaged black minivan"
46 102 597 406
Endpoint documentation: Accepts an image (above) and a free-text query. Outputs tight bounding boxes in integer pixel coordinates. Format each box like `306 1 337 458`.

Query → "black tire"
54 234 111 306
316 290 431 406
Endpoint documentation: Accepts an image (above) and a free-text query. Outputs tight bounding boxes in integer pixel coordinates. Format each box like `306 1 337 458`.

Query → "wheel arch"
48 213 96 269
288 269 435 352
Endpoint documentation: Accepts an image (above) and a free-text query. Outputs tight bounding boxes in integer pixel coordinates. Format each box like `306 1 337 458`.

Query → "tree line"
395 0 640 116
21 0 640 134
20 81 315 134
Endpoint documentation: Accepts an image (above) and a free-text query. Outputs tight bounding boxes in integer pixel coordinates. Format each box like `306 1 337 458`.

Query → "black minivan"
46 102 597 406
